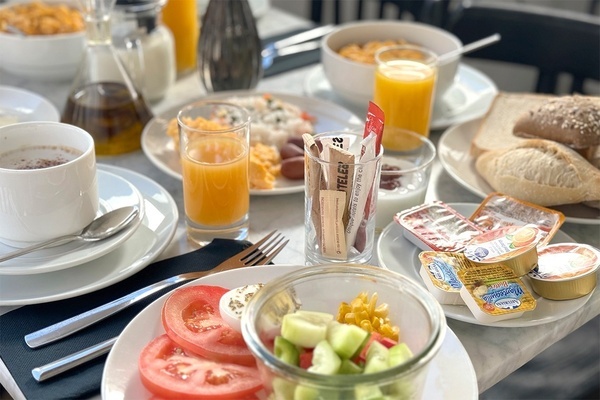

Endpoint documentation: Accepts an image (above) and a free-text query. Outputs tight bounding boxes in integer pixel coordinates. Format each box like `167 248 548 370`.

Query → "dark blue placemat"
0 238 251 400
262 27 323 77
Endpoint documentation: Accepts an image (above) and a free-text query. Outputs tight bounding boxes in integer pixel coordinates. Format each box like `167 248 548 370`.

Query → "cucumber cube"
307 340 341 375
327 321 369 359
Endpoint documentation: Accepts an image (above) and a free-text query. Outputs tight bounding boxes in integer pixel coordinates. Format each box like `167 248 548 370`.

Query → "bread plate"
438 119 600 225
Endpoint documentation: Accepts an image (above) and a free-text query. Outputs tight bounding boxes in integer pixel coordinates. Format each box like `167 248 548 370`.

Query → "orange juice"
161 0 199 76
374 59 437 151
181 136 249 226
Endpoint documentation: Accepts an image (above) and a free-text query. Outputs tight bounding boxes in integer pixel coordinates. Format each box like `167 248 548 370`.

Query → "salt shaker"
198 0 263 93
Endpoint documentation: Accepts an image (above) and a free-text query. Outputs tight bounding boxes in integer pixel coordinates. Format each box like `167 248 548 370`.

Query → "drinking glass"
374 45 438 152
304 131 382 265
178 101 250 246
376 129 436 231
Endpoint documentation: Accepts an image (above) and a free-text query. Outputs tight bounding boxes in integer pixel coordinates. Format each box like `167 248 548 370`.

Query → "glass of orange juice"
161 0 199 77
177 101 250 245
373 45 438 152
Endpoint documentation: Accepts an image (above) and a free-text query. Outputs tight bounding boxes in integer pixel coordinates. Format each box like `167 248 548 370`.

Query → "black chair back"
445 1 600 94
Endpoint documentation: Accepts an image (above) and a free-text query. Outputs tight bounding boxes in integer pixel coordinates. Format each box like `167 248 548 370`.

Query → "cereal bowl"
0 1 85 81
321 20 462 109
241 264 447 399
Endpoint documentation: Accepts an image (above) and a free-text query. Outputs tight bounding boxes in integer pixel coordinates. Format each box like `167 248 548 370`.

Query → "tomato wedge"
139 334 262 399
161 285 255 366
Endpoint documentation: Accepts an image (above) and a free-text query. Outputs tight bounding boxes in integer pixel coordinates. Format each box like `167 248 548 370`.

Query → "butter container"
469 192 565 247
395 201 484 252
463 224 542 276
458 264 537 323
418 251 476 305
527 243 600 300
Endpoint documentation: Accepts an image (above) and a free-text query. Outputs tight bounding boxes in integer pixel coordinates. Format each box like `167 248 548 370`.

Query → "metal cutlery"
25 230 288 349
262 24 335 69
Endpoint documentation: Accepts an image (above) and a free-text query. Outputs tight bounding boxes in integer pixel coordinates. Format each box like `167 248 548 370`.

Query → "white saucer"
0 170 144 275
377 203 594 328
0 85 60 127
0 164 178 305
102 264 478 400
303 64 498 131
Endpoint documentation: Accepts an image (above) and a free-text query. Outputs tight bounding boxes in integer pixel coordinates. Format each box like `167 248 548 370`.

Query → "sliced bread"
475 139 600 206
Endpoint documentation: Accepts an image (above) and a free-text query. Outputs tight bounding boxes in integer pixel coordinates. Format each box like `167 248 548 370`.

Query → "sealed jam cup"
241 264 446 400
528 243 600 300
464 224 543 276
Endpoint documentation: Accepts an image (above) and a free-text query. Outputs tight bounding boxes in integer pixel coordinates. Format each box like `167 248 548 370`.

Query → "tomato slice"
139 334 262 399
161 285 255 366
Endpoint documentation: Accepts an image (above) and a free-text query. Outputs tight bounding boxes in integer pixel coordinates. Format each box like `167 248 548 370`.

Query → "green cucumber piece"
327 321 369 359
354 384 385 400
338 358 363 375
281 311 333 348
307 340 341 375
364 340 390 374
388 343 413 367
274 336 300 366
272 376 297 400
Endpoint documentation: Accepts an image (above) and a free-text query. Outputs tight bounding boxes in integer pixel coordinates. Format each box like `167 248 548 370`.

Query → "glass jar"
113 0 176 102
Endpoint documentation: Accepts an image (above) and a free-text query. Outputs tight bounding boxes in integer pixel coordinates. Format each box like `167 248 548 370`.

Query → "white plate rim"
101 264 478 400
438 119 600 225
0 85 60 123
140 91 363 196
376 202 594 327
0 164 178 305
302 63 498 131
0 169 144 275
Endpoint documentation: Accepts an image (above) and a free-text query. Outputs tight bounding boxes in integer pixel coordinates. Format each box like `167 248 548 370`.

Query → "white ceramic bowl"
321 20 462 108
0 2 85 81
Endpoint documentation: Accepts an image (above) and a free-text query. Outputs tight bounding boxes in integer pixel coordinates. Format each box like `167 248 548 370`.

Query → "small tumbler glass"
178 101 251 246
304 130 382 265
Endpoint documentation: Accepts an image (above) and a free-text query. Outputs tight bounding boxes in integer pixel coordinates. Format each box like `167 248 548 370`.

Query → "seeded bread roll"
513 95 600 149
475 139 600 207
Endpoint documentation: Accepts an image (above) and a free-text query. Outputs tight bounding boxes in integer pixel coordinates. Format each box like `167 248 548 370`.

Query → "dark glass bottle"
198 0 263 93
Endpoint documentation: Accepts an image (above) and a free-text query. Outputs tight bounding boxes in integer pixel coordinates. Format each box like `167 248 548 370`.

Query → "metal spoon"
438 33 502 65
0 206 139 263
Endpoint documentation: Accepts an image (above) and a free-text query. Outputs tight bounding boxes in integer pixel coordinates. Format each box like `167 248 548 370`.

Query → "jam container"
458 264 537 323
418 251 476 305
464 224 542 276
527 243 600 300
395 201 484 252
469 192 565 247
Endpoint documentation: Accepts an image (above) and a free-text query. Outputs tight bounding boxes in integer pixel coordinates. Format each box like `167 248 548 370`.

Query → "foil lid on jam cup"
395 201 484 252
458 264 536 324
464 224 542 277
469 192 565 247
528 243 600 300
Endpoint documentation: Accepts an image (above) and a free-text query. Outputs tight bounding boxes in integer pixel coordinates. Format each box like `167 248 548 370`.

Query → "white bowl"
0 2 85 81
321 20 462 108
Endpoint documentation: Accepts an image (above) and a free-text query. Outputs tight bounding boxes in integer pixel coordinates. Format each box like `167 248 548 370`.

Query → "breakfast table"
0 5 599 400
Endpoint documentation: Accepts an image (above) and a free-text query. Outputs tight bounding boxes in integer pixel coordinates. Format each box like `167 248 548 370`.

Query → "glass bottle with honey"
62 0 153 156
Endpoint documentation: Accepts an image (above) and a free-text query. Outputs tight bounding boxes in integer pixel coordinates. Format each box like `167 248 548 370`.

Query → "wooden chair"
310 0 450 27
444 1 600 94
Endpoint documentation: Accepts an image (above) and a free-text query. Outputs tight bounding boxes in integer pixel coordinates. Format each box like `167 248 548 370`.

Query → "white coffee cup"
0 122 98 247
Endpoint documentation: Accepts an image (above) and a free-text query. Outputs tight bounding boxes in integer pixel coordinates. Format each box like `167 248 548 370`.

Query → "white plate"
303 64 498 131
0 170 144 275
438 119 600 225
0 85 60 126
141 91 363 196
0 164 178 305
377 203 594 327
101 264 478 400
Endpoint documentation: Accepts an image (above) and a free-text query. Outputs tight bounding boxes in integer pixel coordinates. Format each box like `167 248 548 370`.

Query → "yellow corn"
336 291 401 341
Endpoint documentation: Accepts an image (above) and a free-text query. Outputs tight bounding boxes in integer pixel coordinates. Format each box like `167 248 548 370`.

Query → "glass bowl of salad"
241 264 446 399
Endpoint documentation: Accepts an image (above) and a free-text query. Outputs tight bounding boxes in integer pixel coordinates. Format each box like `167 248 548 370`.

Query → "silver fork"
25 231 288 349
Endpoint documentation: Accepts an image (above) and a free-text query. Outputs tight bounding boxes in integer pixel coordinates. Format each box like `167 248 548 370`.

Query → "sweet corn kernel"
336 291 400 341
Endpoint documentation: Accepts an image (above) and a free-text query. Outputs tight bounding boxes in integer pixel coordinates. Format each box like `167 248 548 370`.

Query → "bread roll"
475 139 600 206
513 95 600 149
